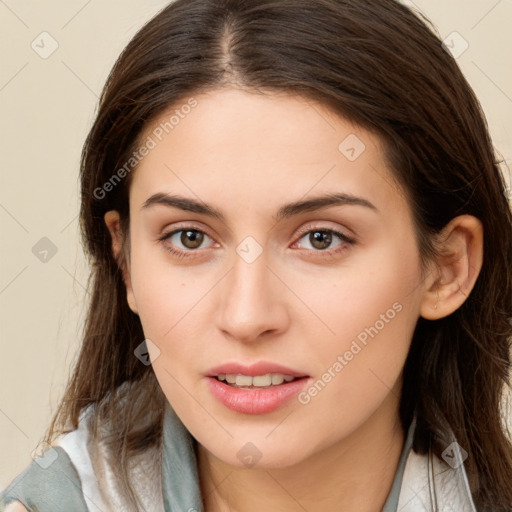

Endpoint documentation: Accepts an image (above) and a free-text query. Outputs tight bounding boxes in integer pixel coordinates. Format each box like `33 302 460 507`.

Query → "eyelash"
157 225 356 261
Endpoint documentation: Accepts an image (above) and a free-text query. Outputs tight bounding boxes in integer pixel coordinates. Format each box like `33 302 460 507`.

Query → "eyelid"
159 222 217 242
158 221 357 258
293 222 356 244
156 223 219 257
159 221 354 242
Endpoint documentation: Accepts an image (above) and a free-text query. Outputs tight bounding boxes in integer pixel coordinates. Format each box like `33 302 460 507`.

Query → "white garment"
397 444 477 511
54 403 478 512
54 405 164 512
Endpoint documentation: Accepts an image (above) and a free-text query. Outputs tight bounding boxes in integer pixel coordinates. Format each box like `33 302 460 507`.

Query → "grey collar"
161 404 475 512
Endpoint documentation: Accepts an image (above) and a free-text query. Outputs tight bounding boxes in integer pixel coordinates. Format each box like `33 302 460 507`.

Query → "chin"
203 436 312 470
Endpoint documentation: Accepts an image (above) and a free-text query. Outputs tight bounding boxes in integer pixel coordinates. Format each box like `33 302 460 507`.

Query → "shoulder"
0 404 102 512
0 445 89 512
1 386 165 512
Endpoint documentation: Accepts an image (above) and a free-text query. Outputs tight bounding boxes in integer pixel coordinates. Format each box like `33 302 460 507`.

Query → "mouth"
214 373 302 389
206 367 311 414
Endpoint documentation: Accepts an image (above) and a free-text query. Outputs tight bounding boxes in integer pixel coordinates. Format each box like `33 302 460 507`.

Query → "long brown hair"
45 0 512 510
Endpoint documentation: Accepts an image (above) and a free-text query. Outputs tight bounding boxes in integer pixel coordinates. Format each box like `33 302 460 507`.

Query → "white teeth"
270 374 284 385
216 373 298 387
236 375 253 387
252 374 272 386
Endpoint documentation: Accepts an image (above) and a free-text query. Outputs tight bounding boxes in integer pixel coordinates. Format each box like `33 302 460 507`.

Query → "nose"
215 248 290 344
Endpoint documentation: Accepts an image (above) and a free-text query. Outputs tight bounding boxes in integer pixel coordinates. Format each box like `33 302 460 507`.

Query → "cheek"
129 254 206 403
298 234 421 348
299 240 422 414
128 237 199 331
127 241 221 384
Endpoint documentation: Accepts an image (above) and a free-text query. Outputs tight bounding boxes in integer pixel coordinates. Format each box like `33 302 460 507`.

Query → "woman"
2 0 512 511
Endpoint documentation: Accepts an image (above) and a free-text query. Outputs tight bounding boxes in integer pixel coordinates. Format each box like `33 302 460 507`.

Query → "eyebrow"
142 192 378 222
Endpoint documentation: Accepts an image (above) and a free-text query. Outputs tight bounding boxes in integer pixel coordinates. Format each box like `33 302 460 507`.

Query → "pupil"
182 230 203 249
311 231 331 250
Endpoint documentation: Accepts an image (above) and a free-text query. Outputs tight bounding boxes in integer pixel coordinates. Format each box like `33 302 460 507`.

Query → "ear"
104 210 138 315
420 215 483 320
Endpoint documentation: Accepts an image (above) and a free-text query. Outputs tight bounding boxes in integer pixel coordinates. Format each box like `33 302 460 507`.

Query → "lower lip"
206 376 310 414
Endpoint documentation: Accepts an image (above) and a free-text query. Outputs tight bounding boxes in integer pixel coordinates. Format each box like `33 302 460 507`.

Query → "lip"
205 361 309 378
205 361 311 414
206 376 310 414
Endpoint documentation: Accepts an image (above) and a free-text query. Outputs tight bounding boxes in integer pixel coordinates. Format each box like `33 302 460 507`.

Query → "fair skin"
6 88 483 512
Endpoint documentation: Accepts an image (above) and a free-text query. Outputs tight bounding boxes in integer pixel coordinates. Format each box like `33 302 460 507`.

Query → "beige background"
1 0 511 491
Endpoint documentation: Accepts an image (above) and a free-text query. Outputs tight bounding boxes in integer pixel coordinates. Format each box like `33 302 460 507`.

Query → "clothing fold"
0 399 477 512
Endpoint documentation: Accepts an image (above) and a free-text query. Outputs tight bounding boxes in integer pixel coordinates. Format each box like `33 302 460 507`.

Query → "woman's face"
122 88 427 468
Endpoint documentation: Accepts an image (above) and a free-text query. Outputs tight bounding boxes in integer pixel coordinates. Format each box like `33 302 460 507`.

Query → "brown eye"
309 231 332 250
159 228 213 253
294 227 355 258
179 230 204 249
158 225 218 260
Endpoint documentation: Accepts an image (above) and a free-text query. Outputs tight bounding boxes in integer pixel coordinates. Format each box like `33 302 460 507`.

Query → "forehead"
130 88 408 219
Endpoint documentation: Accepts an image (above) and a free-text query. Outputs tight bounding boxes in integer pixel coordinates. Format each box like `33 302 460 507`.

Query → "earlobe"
104 210 139 315
420 215 483 320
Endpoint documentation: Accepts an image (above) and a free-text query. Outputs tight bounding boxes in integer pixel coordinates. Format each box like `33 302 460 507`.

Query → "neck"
197 394 405 512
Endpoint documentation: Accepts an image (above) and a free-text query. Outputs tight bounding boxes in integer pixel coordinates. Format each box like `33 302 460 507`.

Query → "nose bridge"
216 239 287 342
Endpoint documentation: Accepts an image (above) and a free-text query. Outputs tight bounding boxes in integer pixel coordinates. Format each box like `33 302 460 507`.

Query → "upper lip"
205 361 309 378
